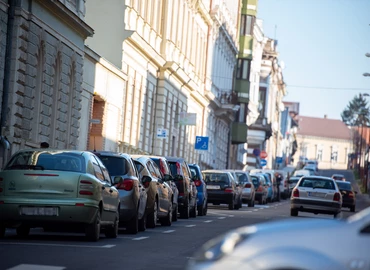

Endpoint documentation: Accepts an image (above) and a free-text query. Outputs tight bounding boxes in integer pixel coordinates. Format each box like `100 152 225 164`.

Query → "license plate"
21 207 58 216
206 185 220 190
308 192 325 198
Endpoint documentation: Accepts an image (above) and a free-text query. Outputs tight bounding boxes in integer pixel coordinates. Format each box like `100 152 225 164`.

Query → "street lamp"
362 93 370 194
366 53 370 58
364 73 370 77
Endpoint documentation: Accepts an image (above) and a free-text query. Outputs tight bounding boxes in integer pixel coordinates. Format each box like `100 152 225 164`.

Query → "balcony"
234 80 250 103
231 122 248 144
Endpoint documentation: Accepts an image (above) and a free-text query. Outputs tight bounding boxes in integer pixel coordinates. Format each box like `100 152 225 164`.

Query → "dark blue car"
188 163 208 216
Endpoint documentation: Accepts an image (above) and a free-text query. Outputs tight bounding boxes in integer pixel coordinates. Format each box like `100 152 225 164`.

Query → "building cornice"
296 134 351 143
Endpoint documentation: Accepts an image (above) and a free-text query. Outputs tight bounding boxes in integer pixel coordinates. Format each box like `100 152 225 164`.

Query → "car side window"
94 156 111 184
151 160 162 179
146 161 158 178
182 162 190 179
90 155 104 181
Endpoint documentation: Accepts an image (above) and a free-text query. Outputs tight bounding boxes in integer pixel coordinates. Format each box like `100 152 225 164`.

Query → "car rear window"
203 173 229 184
251 176 260 187
336 181 352 191
168 161 181 176
99 156 128 175
299 178 335 190
189 166 200 178
236 172 249 183
333 175 344 180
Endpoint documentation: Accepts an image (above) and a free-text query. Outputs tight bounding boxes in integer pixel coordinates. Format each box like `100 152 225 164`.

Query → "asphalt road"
1 169 369 270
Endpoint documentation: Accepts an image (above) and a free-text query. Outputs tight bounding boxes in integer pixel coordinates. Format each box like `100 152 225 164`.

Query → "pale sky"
258 0 370 120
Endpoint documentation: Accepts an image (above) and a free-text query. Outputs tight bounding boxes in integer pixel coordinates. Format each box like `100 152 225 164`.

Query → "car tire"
248 198 253 207
190 201 197 218
290 209 298 217
16 225 30 238
105 212 119 238
203 200 208 216
350 206 355 212
0 223 5 238
126 213 139 234
160 201 173 226
86 210 101 242
138 212 147 232
197 200 204 216
172 203 178 222
180 198 190 219
228 199 235 210
147 200 158 228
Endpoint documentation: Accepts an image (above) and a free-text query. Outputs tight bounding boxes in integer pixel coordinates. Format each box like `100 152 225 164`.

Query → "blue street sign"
260 159 267 167
195 136 209 151
276 157 283 164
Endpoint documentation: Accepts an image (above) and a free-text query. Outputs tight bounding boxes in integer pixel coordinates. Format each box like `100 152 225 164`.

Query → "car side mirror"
113 176 123 184
142 175 152 184
192 175 200 181
163 174 173 181
174 174 184 181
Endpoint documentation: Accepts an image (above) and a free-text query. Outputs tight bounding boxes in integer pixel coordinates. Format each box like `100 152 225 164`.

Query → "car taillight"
143 181 150 188
194 180 201 187
333 192 341 202
348 191 354 198
116 179 134 191
244 183 252 188
292 189 299 198
179 192 184 196
79 180 94 196
284 181 287 187
225 187 233 193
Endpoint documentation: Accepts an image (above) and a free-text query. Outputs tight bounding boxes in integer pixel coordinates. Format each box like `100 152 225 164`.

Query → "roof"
296 116 351 140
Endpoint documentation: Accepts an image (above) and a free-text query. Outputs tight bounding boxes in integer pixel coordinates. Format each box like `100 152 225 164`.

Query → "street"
1 169 369 270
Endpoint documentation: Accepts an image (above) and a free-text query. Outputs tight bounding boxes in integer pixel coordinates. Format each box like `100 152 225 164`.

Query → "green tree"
341 94 370 126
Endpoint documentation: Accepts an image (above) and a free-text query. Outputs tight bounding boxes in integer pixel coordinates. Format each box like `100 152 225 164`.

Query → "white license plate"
207 185 220 190
308 192 325 198
21 207 58 216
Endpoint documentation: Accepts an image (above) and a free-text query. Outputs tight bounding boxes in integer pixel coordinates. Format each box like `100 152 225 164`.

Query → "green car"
0 149 120 241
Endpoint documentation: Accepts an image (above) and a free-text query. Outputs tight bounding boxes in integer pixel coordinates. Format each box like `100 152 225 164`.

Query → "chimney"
324 115 327 119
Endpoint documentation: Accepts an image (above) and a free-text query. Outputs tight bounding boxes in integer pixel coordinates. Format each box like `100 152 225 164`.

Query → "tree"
341 94 370 126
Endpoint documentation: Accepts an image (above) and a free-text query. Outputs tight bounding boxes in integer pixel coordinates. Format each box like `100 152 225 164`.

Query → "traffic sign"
260 159 267 167
276 156 283 164
253 148 260 157
156 128 168 139
195 136 209 151
260 150 268 159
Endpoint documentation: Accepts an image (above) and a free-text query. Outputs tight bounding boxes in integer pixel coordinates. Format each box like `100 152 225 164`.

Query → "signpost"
276 156 283 164
260 150 268 159
195 136 209 151
260 159 267 167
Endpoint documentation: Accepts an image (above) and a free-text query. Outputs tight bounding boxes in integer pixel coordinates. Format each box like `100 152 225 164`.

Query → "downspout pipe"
0 0 19 167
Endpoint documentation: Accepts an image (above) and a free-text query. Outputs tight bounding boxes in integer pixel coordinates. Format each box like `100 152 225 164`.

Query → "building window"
331 145 338 163
317 148 323 161
236 59 250 80
240 14 255 36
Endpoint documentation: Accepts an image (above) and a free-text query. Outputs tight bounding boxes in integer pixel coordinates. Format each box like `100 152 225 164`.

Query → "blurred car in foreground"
336 180 357 212
189 164 208 216
0 149 120 241
332 174 346 181
187 206 370 270
290 176 342 218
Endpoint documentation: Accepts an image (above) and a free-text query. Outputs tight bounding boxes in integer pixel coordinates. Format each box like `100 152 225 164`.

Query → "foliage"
341 94 370 126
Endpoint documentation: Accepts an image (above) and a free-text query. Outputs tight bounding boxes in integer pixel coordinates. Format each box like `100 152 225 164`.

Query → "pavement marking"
132 237 149 241
204 220 213 223
185 225 196 227
254 205 270 209
7 264 66 270
162 230 175 234
217 217 226 219
244 210 253 213
207 211 234 217
253 209 259 211
0 242 115 249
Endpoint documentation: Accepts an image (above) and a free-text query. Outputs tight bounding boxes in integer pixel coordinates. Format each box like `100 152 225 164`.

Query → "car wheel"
105 212 119 238
0 223 5 238
138 212 147 232
160 201 173 226
190 200 197 218
203 200 208 216
126 213 139 234
86 210 101 242
172 203 178 222
248 198 253 207
180 198 190 219
350 206 355 212
290 209 298 217
147 200 158 228
16 225 30 238
228 199 235 210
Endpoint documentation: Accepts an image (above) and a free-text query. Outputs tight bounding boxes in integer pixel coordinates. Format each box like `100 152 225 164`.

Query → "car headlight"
190 226 257 263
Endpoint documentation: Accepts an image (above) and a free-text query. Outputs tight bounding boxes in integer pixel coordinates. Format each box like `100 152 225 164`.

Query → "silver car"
290 176 342 218
187 206 370 270
226 170 255 207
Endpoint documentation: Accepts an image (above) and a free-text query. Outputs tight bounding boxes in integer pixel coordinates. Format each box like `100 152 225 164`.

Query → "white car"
187 207 370 270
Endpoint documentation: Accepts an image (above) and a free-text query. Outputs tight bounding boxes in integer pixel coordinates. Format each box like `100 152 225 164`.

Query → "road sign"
260 159 267 167
260 150 268 159
156 128 168 139
253 148 260 157
195 136 209 151
276 156 283 164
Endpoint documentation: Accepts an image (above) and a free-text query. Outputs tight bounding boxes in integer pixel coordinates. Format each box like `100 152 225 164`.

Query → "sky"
257 0 370 120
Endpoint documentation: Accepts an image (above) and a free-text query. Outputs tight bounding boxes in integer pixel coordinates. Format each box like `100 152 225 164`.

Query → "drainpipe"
0 0 19 167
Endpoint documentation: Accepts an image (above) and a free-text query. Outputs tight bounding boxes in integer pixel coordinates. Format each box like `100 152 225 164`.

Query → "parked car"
226 170 254 207
287 176 301 196
251 170 278 202
336 180 356 212
93 151 147 234
257 173 273 203
293 169 311 177
187 207 370 270
0 149 120 241
132 155 174 227
290 176 342 218
303 165 318 175
202 170 242 210
250 173 268 204
166 156 198 219
149 156 179 221
189 163 208 216
332 174 346 181
274 170 290 199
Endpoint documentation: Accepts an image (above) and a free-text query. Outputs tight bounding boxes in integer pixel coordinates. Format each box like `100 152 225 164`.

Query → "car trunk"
298 187 336 201
1 170 79 198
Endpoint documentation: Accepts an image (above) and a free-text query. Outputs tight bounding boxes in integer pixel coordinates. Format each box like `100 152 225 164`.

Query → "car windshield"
189 166 200 178
168 161 181 176
251 176 260 187
299 178 335 190
236 172 248 183
203 173 229 184
99 156 128 175
336 181 352 191
5 151 84 172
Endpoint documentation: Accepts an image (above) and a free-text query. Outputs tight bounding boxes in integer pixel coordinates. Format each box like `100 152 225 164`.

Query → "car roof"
15 149 86 155
165 156 186 162
92 151 130 158
332 174 344 177
301 176 333 180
